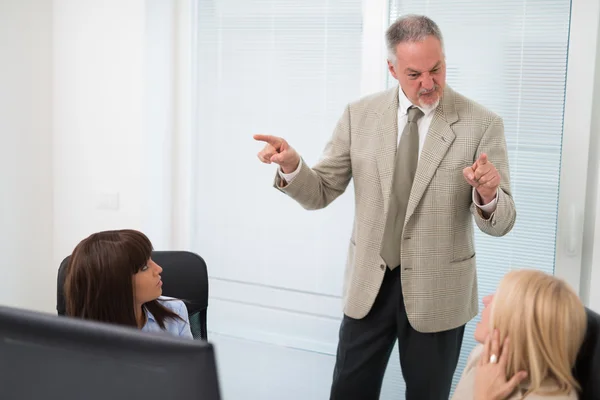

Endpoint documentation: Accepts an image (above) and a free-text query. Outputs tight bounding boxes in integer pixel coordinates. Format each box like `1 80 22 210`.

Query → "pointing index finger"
254 134 282 149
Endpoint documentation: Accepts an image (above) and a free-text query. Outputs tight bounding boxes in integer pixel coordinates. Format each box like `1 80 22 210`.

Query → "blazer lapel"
375 87 400 215
405 87 459 224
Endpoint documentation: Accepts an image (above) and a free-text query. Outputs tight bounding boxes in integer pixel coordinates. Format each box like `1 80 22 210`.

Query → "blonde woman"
453 269 587 400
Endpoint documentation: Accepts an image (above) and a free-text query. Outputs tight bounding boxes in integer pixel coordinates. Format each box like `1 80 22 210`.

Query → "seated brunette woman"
453 269 587 400
64 229 193 339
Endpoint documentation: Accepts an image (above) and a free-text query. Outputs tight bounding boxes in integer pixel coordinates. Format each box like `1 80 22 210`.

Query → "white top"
141 296 193 339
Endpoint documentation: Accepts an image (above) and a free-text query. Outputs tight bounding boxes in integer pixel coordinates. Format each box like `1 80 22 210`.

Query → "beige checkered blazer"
275 85 516 333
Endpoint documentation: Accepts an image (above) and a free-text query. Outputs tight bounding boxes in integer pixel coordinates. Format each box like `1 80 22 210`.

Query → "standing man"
254 15 516 400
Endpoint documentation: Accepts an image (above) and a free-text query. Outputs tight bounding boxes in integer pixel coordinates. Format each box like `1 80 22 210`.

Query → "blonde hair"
490 269 586 397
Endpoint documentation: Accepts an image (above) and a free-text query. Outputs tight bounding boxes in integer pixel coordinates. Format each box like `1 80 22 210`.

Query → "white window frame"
554 0 600 304
360 0 390 96
168 0 598 304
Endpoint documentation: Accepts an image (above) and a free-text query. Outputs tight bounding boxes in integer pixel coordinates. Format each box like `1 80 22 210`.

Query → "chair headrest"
573 307 600 400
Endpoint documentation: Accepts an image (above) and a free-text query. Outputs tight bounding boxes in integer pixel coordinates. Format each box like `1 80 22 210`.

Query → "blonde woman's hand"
474 330 528 400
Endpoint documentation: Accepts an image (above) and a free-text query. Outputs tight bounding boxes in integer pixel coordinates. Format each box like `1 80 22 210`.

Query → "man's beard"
417 86 441 112
418 97 440 113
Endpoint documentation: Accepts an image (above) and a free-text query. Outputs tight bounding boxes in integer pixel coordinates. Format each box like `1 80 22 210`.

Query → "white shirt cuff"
473 188 498 214
278 159 303 183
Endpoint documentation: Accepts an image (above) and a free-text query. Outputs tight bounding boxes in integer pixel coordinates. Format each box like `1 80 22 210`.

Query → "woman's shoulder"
512 387 578 400
451 344 485 400
466 343 484 369
144 296 193 339
156 296 188 316
511 392 577 400
509 380 579 400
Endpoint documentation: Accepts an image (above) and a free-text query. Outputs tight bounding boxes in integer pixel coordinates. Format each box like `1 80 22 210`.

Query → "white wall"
0 0 54 312
0 0 598 324
0 0 169 314
52 0 162 270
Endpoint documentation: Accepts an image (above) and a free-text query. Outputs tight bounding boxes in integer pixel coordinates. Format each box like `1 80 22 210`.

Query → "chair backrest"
56 250 209 340
573 307 600 400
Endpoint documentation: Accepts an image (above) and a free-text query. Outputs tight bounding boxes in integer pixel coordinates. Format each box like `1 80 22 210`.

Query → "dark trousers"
330 267 465 400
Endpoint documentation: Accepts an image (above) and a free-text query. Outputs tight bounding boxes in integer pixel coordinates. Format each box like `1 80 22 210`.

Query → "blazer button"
380 264 385 270
492 220 497 226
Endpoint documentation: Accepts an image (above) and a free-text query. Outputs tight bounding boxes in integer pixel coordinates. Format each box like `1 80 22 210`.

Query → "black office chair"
573 307 600 400
56 250 209 340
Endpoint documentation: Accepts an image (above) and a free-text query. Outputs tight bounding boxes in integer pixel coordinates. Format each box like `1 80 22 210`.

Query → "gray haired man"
255 14 516 399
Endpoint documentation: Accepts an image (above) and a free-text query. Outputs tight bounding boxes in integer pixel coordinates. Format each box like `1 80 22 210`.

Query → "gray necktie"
380 106 424 270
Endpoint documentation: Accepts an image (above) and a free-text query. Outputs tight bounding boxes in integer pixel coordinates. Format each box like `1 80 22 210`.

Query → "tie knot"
407 106 424 123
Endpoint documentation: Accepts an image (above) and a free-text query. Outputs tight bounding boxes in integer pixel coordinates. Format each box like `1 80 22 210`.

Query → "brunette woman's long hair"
64 229 182 329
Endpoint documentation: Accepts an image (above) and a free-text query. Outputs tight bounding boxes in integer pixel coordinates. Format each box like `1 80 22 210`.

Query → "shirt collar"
145 307 156 322
398 85 435 117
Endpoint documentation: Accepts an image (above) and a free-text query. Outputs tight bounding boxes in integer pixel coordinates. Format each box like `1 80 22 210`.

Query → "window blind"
193 1 363 398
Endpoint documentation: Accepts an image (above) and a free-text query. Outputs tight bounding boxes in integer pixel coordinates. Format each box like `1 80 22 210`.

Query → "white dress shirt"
279 87 497 214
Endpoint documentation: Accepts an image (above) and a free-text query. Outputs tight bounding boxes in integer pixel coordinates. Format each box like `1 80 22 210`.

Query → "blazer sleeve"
470 116 517 237
273 105 353 210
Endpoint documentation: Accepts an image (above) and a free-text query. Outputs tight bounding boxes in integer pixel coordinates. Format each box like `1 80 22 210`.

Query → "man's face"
388 35 446 110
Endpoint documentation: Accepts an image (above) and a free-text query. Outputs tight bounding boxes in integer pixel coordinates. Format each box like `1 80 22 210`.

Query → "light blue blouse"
141 296 193 339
